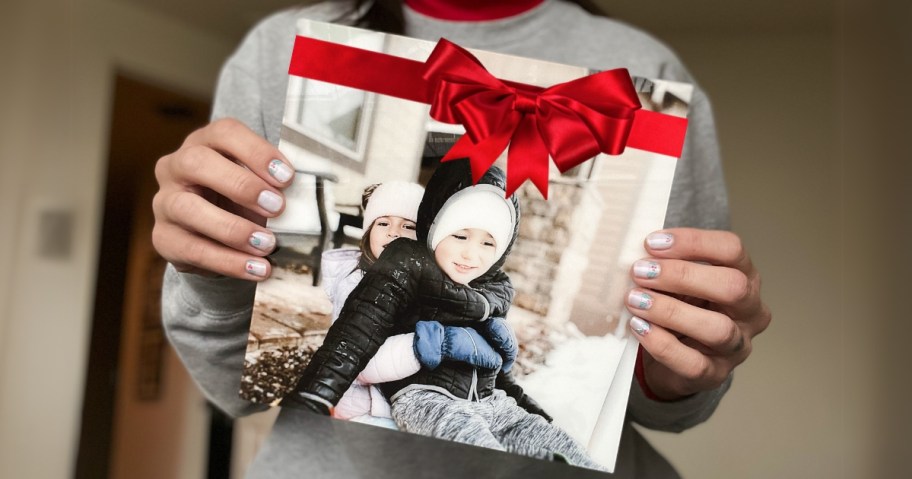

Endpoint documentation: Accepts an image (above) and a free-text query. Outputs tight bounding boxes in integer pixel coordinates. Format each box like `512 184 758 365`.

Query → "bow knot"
422 39 643 198
512 91 538 114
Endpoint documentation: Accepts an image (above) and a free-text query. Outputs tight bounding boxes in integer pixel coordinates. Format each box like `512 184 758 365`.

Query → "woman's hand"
626 228 772 400
152 118 295 280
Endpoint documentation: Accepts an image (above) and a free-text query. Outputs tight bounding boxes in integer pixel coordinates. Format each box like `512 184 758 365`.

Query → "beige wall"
0 1 233 477
640 23 885 479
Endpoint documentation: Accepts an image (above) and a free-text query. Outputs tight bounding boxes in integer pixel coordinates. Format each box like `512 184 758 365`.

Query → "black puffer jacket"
289 160 520 410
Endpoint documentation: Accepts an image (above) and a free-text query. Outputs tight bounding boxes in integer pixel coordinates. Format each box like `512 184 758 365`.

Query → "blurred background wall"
0 0 905 478
0 1 233 478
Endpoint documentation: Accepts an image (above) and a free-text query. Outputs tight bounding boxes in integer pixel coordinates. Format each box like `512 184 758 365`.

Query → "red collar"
404 0 545 21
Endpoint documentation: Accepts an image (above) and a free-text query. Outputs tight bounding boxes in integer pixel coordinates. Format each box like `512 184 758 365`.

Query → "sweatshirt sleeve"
662 82 731 231
209 20 270 136
627 372 732 433
161 265 269 417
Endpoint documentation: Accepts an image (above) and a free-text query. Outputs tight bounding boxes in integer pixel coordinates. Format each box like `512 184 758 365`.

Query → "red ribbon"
289 35 688 198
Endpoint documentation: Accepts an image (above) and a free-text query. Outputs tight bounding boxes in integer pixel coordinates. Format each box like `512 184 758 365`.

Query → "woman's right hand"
152 118 296 280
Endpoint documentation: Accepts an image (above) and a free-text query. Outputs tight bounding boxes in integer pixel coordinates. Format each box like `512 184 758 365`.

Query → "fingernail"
245 260 268 277
628 290 654 309
646 232 674 250
268 159 294 183
629 317 651 336
633 260 661 279
249 232 276 252
258 190 283 213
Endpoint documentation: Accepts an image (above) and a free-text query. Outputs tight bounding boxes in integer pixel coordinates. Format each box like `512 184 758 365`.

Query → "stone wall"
504 156 645 335
505 181 584 316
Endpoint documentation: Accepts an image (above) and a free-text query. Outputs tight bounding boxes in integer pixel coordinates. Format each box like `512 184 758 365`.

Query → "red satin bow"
423 40 642 198
287 35 686 199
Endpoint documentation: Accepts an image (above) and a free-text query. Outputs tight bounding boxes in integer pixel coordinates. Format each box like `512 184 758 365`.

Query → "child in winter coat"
287 161 604 470
319 181 508 427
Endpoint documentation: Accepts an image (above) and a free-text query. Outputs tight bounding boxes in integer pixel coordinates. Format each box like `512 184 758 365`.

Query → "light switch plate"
36 209 74 260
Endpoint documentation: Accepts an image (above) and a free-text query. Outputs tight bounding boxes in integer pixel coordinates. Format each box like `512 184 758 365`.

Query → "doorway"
74 74 220 479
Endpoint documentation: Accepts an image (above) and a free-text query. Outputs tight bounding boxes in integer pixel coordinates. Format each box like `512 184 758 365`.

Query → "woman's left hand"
626 228 772 400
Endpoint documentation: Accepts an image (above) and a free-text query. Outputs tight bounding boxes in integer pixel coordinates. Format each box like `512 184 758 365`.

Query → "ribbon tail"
442 135 502 184
627 110 689 158
506 116 550 199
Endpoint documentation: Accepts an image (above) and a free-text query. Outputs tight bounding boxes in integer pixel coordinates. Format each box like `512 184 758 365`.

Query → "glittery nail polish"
245 260 268 277
249 232 276 252
646 232 674 250
629 317 651 336
258 190 283 213
628 290 654 310
268 159 293 183
633 260 661 279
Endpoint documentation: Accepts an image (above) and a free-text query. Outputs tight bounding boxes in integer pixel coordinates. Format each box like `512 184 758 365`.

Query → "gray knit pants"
391 388 607 471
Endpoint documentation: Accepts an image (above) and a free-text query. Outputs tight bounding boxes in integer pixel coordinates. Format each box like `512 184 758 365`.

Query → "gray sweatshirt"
162 1 731 477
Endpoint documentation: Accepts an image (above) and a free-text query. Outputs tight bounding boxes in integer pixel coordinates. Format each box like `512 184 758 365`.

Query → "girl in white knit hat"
322 181 425 323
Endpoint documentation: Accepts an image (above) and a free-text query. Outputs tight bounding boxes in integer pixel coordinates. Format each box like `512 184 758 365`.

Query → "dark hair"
343 0 607 34
358 222 380 269
361 183 381 209
356 183 382 269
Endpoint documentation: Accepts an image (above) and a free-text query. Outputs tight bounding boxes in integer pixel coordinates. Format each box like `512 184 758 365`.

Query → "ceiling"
119 0 837 44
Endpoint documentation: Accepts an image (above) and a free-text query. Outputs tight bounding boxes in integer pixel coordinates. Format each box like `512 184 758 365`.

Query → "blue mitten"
414 321 503 371
479 317 518 373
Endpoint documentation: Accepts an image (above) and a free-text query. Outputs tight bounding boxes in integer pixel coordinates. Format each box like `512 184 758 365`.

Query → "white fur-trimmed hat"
362 181 425 230
428 184 517 260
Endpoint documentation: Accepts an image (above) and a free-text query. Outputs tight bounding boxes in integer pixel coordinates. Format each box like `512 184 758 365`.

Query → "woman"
153 1 770 477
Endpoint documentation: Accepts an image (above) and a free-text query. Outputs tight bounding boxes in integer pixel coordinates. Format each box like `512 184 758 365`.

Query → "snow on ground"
518 333 626 444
